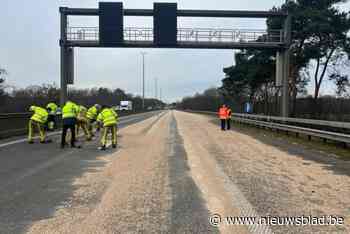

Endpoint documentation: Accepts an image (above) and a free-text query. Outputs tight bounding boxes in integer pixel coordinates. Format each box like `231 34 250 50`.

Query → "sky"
1 0 350 103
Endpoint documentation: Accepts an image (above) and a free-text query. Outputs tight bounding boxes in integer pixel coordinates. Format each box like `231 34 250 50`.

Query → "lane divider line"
213 162 273 234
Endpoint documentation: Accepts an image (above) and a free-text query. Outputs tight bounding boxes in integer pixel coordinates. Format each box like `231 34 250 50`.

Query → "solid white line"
213 162 273 234
0 112 159 149
0 131 61 148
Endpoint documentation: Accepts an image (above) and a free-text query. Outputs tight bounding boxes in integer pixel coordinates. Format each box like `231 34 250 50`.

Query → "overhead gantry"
59 2 291 116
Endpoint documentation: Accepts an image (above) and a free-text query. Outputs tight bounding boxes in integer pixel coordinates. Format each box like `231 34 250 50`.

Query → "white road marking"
0 131 61 148
213 162 273 234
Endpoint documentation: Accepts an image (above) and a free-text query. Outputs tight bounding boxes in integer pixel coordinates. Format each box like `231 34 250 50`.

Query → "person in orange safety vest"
218 104 228 131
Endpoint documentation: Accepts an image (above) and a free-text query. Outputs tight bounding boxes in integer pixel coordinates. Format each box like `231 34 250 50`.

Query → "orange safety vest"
218 107 228 120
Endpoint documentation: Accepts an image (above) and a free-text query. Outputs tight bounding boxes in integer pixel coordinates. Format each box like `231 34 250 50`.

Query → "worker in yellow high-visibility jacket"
97 106 118 150
61 101 79 148
28 106 51 144
76 105 92 141
86 104 101 136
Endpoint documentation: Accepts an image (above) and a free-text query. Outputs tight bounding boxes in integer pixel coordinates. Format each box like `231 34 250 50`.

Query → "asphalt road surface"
0 111 349 234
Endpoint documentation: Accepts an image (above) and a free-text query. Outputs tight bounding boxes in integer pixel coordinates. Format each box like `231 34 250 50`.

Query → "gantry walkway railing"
66 27 284 49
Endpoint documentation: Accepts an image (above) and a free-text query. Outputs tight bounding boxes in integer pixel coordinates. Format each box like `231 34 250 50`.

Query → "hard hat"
95 104 101 109
29 106 36 112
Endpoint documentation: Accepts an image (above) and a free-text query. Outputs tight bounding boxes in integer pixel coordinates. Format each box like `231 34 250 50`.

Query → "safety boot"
71 144 81 149
99 145 106 151
40 139 53 144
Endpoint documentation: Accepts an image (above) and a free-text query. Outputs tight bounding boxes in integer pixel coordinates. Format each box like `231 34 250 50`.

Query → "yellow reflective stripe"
32 114 46 123
86 107 97 119
36 112 45 119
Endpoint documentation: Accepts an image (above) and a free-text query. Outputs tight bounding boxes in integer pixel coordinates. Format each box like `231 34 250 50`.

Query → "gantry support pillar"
60 7 68 107
276 49 290 117
276 14 291 117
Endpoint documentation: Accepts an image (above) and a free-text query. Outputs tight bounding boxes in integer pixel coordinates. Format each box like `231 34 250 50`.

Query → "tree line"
0 68 6 107
178 0 350 120
0 79 163 113
177 87 350 121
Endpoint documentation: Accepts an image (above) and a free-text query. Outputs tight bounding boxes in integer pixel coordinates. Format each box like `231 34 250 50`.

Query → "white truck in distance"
120 101 132 111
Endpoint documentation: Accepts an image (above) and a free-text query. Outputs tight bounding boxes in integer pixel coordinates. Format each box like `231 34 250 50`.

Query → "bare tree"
0 68 7 105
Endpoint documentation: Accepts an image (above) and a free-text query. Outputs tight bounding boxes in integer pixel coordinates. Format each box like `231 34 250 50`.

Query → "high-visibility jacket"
30 106 48 124
218 107 228 120
86 106 98 120
77 105 88 121
46 102 58 115
62 101 78 119
227 108 232 119
97 108 118 127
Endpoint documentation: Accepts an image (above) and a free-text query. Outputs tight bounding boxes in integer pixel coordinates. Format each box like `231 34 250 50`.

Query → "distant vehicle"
147 106 153 110
244 102 252 113
120 101 132 111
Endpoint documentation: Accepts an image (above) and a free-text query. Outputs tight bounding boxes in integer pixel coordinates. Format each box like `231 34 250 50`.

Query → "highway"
0 111 349 233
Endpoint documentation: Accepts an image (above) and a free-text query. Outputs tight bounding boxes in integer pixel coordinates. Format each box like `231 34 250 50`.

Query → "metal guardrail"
232 113 350 131
0 113 61 139
187 110 350 146
0 112 31 119
0 113 31 139
235 117 350 144
67 27 283 44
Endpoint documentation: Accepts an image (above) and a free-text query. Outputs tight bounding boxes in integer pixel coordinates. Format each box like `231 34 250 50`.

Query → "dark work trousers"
61 117 77 147
227 118 231 130
221 119 226 130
